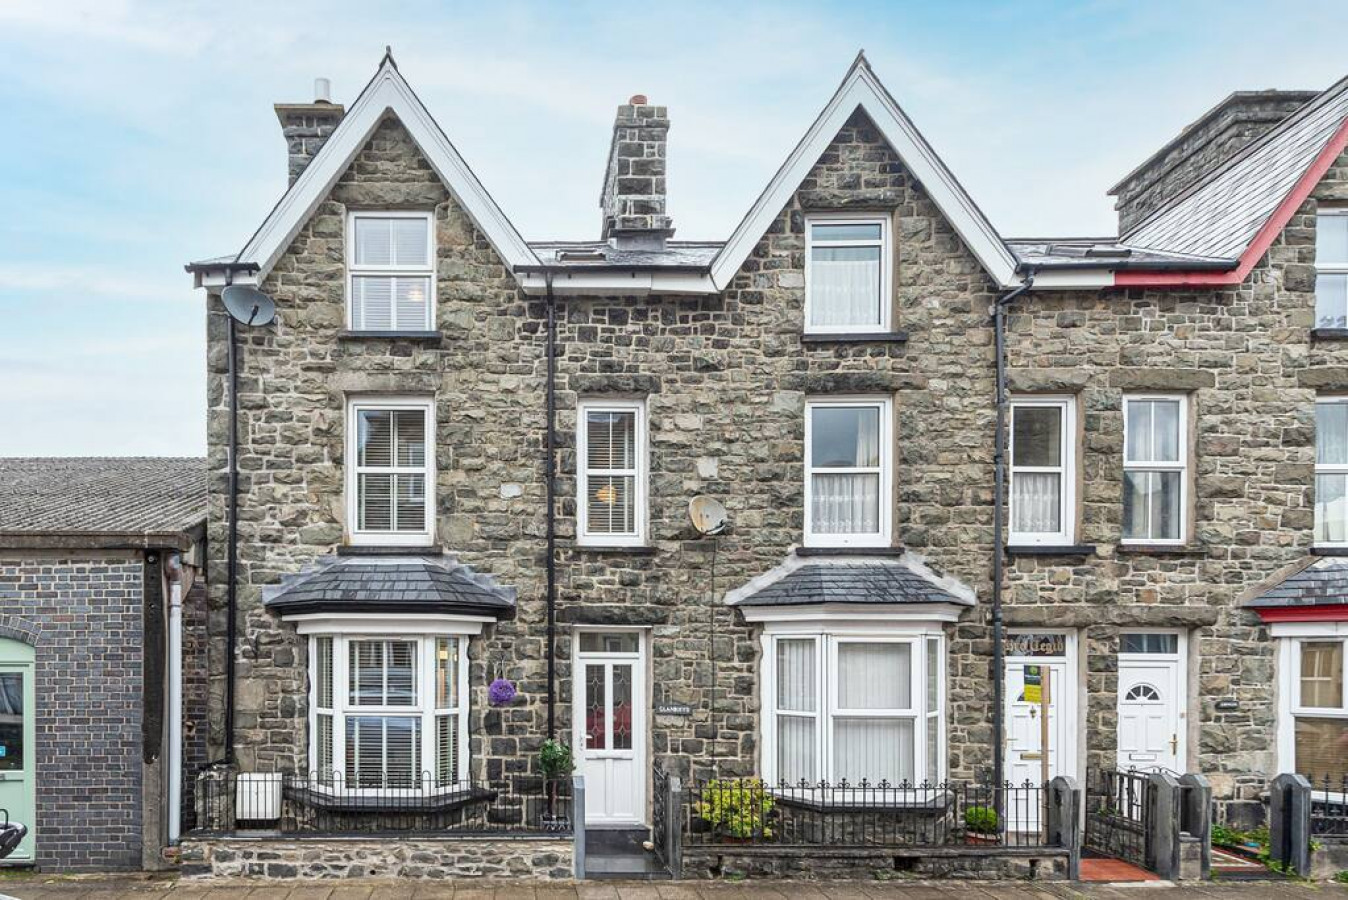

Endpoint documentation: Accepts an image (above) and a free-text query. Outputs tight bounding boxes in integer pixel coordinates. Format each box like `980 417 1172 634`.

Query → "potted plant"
692 779 775 843
963 805 1000 844
539 739 573 830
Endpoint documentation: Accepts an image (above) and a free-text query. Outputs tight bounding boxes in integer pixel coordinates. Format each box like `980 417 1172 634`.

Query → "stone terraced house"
182 50 1348 877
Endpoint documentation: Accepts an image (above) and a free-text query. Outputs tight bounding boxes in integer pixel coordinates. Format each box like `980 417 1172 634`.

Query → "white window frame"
760 624 945 789
804 396 893 549
345 210 436 331
307 632 470 794
1275 624 1348 783
1315 209 1348 329
1121 393 1188 546
1008 396 1076 547
345 396 435 547
576 398 648 547
803 213 892 334
1315 396 1348 548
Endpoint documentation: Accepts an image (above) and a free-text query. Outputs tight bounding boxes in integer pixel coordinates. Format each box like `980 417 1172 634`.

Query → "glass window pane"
315 637 333 709
358 410 393 467
579 632 640 653
1123 470 1182 541
1012 472 1061 534
352 276 394 330
393 410 426 467
346 715 421 788
1315 275 1348 329
810 472 880 535
354 217 393 266
1316 473 1348 544
809 246 882 327
1120 633 1179 654
436 714 457 786
1012 406 1062 467
612 665 633 751
811 406 880 468
811 222 882 242
359 473 392 531
436 639 457 708
1127 399 1180 462
925 719 938 784
394 474 426 532
315 712 333 781
1293 717 1348 781
586 474 635 534
778 716 816 785
390 217 430 267
1317 403 1348 466
584 664 606 750
586 410 636 470
350 640 383 706
834 718 914 785
0 673 23 771
385 641 417 706
838 643 910 709
926 639 939 711
394 278 431 329
1318 214 1348 266
1300 642 1344 709
777 639 816 713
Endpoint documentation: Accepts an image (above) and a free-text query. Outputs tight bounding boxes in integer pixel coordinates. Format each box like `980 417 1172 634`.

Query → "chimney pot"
314 78 332 104
629 94 647 105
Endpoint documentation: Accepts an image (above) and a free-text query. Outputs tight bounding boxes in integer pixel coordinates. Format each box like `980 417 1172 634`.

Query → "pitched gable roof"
232 52 538 283
709 53 1019 291
1116 74 1348 285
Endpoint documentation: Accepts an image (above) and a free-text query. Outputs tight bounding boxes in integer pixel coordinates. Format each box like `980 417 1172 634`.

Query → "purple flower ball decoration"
488 678 517 707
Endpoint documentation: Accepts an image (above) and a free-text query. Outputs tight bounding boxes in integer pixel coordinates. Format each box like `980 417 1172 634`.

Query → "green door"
0 639 35 863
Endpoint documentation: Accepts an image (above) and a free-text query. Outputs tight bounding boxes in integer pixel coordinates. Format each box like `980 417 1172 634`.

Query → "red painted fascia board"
1115 115 1348 289
1254 604 1348 623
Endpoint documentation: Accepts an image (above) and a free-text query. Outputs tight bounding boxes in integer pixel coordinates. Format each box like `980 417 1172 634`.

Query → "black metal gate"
1084 768 1153 870
651 764 671 871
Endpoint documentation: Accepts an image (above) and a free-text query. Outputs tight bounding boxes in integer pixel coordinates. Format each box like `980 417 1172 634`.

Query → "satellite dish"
221 284 276 327
688 496 729 536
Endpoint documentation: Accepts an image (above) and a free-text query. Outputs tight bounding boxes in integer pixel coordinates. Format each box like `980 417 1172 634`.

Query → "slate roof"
727 556 974 609
0 457 207 547
1123 75 1348 260
525 241 722 270
1009 238 1235 271
263 552 515 618
1246 559 1348 608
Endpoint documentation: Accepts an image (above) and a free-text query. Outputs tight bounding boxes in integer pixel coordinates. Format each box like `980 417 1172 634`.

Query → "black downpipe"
225 313 239 765
991 272 1034 799
544 272 558 741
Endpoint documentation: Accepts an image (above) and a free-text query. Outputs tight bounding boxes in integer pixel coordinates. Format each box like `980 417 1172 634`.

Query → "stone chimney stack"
601 95 674 250
275 78 346 187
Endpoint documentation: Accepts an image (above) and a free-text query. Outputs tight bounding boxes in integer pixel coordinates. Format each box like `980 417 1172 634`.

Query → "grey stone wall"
180 836 572 879
0 553 146 871
682 847 1067 880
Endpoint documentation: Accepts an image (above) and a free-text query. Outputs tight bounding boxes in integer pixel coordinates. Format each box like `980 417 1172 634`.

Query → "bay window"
309 634 468 789
1316 398 1348 546
805 397 892 547
1315 210 1348 329
346 397 434 546
347 211 435 331
1279 632 1348 782
1009 398 1075 546
804 215 891 333
577 399 647 546
764 630 944 787
1122 394 1187 544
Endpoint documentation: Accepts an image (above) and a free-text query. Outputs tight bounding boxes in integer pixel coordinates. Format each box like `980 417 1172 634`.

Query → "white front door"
1117 633 1185 772
574 630 646 826
1003 632 1076 832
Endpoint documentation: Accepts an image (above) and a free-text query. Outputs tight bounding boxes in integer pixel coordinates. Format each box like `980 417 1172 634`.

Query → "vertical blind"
356 408 428 533
809 404 882 536
584 408 638 535
776 639 817 784
349 214 433 330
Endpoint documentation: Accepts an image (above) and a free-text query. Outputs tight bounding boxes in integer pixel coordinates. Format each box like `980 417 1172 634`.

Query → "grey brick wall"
0 553 145 871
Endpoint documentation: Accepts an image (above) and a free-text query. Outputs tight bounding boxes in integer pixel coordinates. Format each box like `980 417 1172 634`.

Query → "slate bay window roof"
1246 559 1348 610
725 552 975 610
263 551 515 619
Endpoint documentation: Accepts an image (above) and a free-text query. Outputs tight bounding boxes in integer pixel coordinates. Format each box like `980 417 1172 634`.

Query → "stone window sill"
338 330 443 342
1114 543 1207 557
571 544 658 556
801 331 909 345
1311 546 1348 556
1006 545 1097 558
795 546 905 557
1310 328 1348 341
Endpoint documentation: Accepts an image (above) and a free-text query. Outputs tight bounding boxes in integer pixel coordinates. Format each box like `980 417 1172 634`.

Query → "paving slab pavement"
0 878 1344 900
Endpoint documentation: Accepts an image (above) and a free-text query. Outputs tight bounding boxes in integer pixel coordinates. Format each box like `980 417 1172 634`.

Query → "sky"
0 0 1345 457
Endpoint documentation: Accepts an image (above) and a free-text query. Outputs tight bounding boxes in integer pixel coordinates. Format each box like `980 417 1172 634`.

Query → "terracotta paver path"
0 877 1344 900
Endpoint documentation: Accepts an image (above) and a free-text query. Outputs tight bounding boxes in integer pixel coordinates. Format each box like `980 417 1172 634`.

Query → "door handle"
1170 734 1178 755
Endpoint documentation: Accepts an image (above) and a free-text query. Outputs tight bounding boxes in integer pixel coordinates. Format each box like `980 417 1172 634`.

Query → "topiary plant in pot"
964 805 1000 843
539 739 574 830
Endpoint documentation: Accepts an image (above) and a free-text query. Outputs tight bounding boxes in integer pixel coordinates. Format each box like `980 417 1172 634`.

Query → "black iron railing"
191 770 573 837
1084 768 1152 868
1306 773 1348 838
681 778 1062 849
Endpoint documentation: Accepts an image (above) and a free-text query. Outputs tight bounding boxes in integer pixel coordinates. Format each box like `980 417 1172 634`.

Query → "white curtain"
811 473 879 534
1317 474 1348 543
776 640 816 784
1012 472 1061 534
810 247 880 327
1318 403 1348 465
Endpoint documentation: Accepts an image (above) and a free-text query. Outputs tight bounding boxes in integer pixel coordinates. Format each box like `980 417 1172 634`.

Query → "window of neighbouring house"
804 215 891 333
805 397 892 548
577 399 647 546
309 634 468 789
1122 394 1187 544
1009 397 1076 546
1315 210 1348 329
346 397 434 545
1282 635 1348 783
347 211 435 331
1316 398 1348 546
765 630 943 787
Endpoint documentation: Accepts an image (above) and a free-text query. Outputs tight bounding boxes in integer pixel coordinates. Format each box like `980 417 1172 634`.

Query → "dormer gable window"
804 214 892 334
347 211 435 331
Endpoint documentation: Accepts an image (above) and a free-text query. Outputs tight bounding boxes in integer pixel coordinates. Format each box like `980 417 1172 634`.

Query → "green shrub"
693 779 775 839
1332 870 1348 884
964 805 999 835
538 739 574 779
